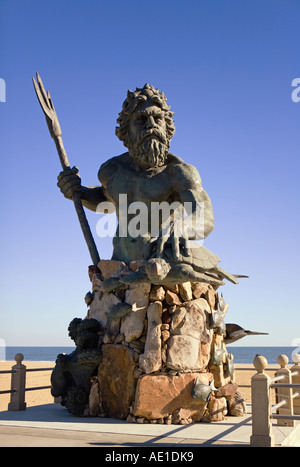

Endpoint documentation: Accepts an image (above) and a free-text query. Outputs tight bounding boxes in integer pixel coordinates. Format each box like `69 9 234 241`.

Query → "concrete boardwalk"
0 403 297 447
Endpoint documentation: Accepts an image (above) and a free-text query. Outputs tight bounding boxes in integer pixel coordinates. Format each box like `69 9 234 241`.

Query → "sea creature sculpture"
192 377 219 402
84 291 94 306
224 323 268 344
107 302 133 321
211 343 227 365
100 276 122 293
224 352 235 378
210 293 228 335
100 244 245 293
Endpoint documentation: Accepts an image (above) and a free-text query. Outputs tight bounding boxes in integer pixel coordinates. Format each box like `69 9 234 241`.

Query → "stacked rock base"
81 259 246 424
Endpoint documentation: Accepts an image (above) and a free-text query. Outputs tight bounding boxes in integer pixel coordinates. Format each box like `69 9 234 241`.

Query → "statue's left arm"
175 162 214 240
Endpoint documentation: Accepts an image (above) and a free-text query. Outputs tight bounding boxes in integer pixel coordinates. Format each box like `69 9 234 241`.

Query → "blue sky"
0 0 299 347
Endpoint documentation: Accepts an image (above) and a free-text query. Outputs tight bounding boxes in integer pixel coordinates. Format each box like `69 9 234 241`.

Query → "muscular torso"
96 152 213 263
99 152 186 206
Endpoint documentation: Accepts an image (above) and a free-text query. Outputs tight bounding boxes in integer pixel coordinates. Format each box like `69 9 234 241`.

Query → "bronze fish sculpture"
192 377 219 402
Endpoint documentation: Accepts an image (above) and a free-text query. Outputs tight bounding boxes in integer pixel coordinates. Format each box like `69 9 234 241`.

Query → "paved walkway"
0 403 297 447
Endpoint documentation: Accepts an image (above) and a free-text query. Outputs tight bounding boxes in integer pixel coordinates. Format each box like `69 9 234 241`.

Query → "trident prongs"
32 72 51 116
32 72 62 138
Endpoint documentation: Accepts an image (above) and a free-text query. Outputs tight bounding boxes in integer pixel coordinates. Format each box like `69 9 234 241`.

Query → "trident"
32 72 100 266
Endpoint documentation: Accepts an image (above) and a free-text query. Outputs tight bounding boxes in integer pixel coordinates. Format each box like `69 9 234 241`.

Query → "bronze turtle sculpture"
124 243 241 285
100 243 245 292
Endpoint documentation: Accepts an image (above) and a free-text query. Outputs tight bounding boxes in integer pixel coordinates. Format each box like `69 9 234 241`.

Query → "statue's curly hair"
68 318 82 342
68 317 101 346
115 84 175 148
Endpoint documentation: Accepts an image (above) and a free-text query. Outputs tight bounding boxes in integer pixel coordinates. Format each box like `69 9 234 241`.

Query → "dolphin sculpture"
224 323 268 344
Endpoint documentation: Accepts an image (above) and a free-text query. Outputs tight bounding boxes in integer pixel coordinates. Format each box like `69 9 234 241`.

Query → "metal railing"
250 353 300 447
0 353 54 411
234 365 278 393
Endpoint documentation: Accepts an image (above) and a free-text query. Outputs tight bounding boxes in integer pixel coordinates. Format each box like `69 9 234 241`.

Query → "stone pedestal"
133 372 212 422
83 260 245 423
97 344 136 419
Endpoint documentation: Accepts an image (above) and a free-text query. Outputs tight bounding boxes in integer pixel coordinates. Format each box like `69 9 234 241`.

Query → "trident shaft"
32 72 100 266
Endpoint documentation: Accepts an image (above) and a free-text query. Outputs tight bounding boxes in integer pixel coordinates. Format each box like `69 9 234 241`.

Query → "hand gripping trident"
32 72 100 266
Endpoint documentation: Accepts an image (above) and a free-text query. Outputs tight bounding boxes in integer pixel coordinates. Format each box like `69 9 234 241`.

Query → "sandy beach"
0 360 280 413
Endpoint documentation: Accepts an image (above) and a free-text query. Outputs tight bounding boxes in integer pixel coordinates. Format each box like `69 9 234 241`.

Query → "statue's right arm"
57 166 108 212
80 185 107 212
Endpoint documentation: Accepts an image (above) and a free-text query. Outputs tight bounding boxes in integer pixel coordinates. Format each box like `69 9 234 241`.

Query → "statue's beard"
127 131 170 169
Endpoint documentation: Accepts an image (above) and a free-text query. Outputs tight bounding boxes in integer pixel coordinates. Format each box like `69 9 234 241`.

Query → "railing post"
291 353 300 416
7 353 26 411
275 354 294 427
250 355 275 447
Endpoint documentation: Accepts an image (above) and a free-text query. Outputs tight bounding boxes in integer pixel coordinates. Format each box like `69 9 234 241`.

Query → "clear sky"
0 0 299 348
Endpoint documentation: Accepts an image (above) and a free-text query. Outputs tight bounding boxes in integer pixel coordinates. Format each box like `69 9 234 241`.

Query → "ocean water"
227 346 298 365
3 347 75 363
1 345 298 365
